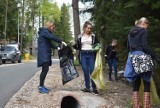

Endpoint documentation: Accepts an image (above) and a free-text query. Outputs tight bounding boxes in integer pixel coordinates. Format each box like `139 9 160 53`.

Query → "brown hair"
83 21 92 30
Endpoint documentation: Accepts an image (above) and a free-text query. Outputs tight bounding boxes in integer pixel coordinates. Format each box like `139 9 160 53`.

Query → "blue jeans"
108 58 117 80
81 50 96 90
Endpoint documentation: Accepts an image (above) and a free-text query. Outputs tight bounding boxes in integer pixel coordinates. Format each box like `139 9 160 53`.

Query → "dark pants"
40 62 49 86
133 76 150 92
81 50 96 90
108 58 117 80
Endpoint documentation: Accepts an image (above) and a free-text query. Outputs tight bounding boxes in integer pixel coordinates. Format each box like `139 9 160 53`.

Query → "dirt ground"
4 62 135 108
4 61 160 108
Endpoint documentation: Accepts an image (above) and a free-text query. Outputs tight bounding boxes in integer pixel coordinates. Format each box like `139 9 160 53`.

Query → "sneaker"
43 86 49 91
81 88 90 92
92 90 99 95
38 86 49 94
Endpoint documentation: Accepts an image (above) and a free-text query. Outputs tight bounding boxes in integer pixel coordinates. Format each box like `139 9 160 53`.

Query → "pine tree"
59 3 72 43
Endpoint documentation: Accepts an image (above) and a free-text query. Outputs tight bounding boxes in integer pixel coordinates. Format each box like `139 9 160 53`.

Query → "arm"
142 30 155 58
41 29 62 43
127 35 130 52
106 46 113 59
73 38 81 50
94 36 99 44
104 46 109 59
105 46 109 55
50 41 58 49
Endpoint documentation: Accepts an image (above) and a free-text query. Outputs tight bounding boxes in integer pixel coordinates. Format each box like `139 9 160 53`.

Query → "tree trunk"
72 0 80 61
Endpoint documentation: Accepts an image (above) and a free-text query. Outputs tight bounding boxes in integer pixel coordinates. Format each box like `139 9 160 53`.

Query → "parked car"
0 45 21 63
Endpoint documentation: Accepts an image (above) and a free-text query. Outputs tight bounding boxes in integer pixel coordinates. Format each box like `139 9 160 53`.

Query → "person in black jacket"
105 39 118 81
124 17 160 108
72 21 99 95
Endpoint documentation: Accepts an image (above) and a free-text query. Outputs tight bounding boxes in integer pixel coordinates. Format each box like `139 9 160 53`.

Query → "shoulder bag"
128 35 154 74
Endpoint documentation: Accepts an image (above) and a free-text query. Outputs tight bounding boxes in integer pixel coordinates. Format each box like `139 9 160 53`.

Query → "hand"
62 41 67 46
70 40 75 46
57 47 60 50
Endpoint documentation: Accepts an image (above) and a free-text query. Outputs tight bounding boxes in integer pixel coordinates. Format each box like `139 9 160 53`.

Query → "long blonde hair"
138 17 149 25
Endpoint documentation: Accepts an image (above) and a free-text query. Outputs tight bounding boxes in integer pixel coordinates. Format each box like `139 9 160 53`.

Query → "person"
105 39 118 81
72 21 99 95
124 17 160 108
37 20 67 94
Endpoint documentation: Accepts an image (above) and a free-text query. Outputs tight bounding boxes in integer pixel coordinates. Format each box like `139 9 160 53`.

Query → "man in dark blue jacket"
37 20 67 93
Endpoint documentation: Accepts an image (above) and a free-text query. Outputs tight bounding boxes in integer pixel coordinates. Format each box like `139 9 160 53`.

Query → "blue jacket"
37 27 62 67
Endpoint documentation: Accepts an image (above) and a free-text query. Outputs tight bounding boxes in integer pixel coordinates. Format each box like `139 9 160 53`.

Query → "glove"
70 40 75 46
57 47 60 50
62 41 67 46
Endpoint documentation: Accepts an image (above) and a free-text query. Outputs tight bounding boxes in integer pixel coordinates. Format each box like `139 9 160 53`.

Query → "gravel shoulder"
5 64 133 108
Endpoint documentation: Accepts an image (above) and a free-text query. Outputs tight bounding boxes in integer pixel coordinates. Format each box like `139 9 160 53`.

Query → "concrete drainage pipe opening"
61 96 81 108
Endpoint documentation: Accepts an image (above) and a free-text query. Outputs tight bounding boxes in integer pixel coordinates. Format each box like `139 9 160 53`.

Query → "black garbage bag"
58 46 79 85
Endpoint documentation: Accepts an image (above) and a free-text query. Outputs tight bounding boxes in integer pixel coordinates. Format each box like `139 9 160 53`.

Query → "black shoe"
92 90 99 95
81 88 90 92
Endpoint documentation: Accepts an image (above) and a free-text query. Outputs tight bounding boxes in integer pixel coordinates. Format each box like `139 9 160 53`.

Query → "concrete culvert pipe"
61 96 81 108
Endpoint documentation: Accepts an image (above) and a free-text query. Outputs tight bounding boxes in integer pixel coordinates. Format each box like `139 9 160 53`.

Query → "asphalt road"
0 59 59 108
0 61 40 108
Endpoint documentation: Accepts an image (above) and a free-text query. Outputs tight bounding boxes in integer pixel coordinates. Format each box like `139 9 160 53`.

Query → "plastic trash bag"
60 57 79 85
92 43 101 52
91 48 105 90
58 46 79 85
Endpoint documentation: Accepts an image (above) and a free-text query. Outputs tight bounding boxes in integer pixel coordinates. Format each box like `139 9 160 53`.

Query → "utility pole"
20 0 25 53
18 10 20 44
17 3 21 45
4 0 8 45
72 0 80 61
39 0 41 28
32 1 35 56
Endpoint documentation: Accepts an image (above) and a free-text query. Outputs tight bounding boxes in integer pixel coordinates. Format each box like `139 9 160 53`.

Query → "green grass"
74 60 80 66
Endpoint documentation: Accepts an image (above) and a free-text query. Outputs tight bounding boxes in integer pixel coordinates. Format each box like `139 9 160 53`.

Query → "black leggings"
40 63 49 86
133 76 150 92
